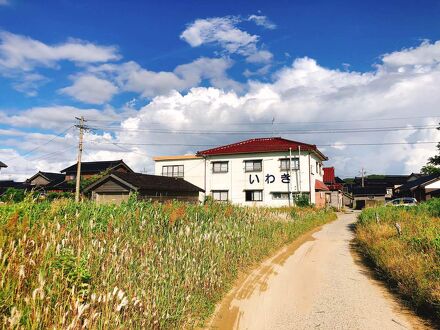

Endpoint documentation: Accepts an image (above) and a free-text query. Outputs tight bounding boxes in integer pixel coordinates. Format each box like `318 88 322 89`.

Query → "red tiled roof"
327 183 343 191
323 167 335 184
197 137 327 160
315 179 329 191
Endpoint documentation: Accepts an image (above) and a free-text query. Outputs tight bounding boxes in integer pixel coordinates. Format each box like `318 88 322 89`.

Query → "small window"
212 190 228 201
244 160 262 172
280 158 299 171
162 165 184 178
245 190 263 202
272 192 290 200
212 161 228 173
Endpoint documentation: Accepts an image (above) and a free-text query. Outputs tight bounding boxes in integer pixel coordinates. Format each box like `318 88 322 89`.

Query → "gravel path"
208 212 432 330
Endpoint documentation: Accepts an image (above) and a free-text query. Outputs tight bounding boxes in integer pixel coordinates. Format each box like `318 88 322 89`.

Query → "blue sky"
1 0 440 179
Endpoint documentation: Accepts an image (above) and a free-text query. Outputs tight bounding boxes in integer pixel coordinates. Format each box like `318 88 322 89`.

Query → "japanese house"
61 160 133 181
153 137 328 206
323 167 346 210
27 171 65 187
83 172 204 204
393 173 440 201
26 171 72 193
345 174 418 209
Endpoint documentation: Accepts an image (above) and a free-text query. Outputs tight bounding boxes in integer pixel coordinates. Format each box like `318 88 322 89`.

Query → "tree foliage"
421 125 440 174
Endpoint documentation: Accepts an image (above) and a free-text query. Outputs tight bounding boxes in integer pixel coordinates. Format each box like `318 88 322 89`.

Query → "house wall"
89 178 200 204
343 193 353 207
315 191 326 208
327 191 343 210
30 176 50 186
154 157 205 201
154 151 325 207
353 196 385 209
425 180 440 191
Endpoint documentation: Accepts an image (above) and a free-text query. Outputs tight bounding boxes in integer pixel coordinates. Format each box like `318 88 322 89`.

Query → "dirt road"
208 212 432 330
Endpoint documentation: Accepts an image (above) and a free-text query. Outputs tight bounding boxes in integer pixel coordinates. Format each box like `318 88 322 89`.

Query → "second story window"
244 160 262 172
212 161 228 173
280 158 300 171
162 165 184 178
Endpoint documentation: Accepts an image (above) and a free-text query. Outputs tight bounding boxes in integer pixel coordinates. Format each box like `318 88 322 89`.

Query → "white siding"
154 151 325 206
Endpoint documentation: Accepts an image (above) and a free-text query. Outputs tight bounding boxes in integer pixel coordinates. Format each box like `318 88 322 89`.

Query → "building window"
212 161 228 173
272 192 290 200
244 160 262 172
280 158 300 171
245 190 263 202
212 190 228 201
162 165 184 178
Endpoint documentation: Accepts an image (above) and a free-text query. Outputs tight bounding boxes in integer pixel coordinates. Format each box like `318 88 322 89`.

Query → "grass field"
356 198 440 321
0 197 335 329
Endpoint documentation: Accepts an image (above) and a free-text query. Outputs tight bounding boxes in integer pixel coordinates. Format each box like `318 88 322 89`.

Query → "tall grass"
356 198 440 321
0 197 335 329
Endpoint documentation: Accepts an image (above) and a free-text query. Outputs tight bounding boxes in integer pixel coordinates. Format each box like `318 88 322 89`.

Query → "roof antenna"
271 116 275 137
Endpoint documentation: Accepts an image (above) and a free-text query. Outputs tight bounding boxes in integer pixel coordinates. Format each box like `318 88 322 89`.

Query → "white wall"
154 158 206 201
425 179 440 190
154 151 325 206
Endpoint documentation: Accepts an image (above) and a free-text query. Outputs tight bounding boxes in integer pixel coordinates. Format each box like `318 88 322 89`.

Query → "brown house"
84 172 204 204
27 171 65 187
61 160 133 181
394 173 440 201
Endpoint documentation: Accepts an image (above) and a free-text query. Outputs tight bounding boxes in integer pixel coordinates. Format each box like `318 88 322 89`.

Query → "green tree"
421 124 440 174
0 188 25 203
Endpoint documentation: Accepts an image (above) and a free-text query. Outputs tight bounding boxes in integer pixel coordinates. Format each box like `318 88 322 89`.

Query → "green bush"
46 192 74 201
0 188 26 203
294 194 310 207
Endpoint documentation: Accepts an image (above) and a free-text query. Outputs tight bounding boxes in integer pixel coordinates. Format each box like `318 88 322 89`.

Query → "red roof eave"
196 137 328 160
315 179 329 191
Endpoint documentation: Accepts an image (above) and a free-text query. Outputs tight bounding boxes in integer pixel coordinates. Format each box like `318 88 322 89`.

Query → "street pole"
74 116 86 202
289 147 292 207
360 167 366 188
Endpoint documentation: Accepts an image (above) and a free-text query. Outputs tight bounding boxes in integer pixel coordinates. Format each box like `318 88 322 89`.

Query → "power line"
86 140 439 148
88 124 438 135
3 126 74 161
86 114 440 126
27 145 77 162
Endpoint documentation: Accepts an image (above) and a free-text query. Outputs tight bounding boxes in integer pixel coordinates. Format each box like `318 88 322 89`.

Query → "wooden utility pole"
74 116 86 202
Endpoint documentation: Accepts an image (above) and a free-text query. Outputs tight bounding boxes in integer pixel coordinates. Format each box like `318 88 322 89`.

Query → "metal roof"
196 137 328 160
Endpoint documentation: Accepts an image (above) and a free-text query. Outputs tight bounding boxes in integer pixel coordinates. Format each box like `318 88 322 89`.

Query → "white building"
153 137 328 206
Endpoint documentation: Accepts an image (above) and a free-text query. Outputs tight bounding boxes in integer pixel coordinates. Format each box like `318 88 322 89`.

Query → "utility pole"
288 147 292 207
360 167 367 187
74 116 87 202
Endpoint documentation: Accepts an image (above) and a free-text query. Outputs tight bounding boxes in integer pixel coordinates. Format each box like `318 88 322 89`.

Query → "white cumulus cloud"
248 15 276 29
3 39 440 180
382 40 440 67
180 16 273 63
60 75 118 104
0 31 120 70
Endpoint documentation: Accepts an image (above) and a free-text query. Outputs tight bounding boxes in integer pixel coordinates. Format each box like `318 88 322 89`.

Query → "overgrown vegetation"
0 187 26 203
0 196 335 328
421 123 440 174
356 199 440 321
